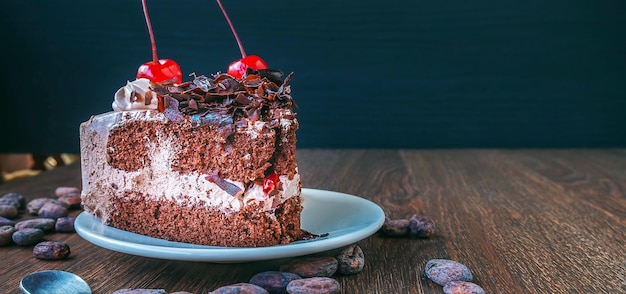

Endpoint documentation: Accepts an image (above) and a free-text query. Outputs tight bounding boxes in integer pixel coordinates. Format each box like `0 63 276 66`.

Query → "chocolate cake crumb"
107 192 304 247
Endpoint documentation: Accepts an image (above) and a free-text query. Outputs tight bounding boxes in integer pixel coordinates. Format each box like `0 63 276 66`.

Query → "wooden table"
1 149 625 293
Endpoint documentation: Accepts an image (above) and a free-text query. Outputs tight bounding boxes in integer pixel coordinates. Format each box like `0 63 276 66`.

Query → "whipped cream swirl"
112 78 158 111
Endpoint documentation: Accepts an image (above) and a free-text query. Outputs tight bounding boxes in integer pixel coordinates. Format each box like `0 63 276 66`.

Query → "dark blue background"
2 0 625 153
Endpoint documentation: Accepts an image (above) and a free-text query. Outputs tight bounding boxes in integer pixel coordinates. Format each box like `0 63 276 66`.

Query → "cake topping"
151 70 296 125
136 0 182 83
163 96 184 123
112 78 157 111
111 69 296 132
217 0 269 79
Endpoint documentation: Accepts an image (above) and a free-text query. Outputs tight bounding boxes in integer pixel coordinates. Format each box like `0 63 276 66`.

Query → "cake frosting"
80 69 306 247
112 78 158 111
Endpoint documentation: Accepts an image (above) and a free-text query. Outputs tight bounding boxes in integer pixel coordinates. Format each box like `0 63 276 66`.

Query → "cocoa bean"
280 257 338 278
286 277 340 294
33 241 71 260
12 228 44 246
409 215 435 237
0 225 15 246
55 186 80 197
379 218 410 236
249 271 301 294
55 217 76 233
336 244 365 274
425 259 473 286
27 198 67 215
38 202 69 219
443 281 486 294
0 216 14 226
15 218 56 232
0 205 18 218
209 283 269 294
112 289 167 294
1 192 25 209
0 198 20 209
57 193 82 209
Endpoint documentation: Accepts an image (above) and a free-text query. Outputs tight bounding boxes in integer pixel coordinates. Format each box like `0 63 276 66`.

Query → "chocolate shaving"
282 72 294 87
234 93 251 105
301 230 330 240
145 91 154 106
191 73 214 92
242 74 263 87
205 170 242 197
189 92 205 102
254 69 284 85
152 69 297 124
249 108 260 122
188 99 198 110
164 97 184 123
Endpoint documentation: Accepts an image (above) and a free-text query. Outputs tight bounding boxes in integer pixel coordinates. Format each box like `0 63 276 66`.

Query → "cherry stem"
141 0 159 64
216 0 246 58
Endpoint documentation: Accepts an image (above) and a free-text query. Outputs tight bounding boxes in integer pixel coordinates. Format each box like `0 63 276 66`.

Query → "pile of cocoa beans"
113 243 364 294
380 214 485 293
116 215 440 294
0 187 81 260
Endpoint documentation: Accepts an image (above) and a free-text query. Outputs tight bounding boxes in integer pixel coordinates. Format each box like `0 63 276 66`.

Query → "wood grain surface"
1 149 625 293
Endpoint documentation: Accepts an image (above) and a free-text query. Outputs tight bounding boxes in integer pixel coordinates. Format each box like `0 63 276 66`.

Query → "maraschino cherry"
217 0 268 79
136 0 182 83
262 173 279 194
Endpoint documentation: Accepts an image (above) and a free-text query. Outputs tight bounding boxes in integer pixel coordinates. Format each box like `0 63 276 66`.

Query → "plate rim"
75 188 385 262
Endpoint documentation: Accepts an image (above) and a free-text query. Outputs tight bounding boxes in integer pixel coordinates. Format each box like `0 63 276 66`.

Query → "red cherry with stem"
136 0 182 83
227 56 268 80
137 59 182 83
242 55 268 70
217 0 268 79
262 173 279 194
227 59 247 79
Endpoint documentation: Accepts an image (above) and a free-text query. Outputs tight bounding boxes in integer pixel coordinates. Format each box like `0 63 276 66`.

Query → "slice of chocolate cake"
80 70 305 247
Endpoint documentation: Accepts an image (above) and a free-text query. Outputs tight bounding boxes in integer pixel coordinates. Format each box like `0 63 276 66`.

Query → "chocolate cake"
79 70 305 247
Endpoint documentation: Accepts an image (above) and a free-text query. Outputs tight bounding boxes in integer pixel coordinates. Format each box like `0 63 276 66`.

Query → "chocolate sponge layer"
106 192 304 247
107 119 297 182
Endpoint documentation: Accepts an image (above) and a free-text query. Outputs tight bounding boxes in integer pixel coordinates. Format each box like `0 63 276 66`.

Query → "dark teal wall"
2 0 625 152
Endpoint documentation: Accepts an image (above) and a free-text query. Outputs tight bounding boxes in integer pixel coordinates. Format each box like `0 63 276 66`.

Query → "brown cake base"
103 192 305 247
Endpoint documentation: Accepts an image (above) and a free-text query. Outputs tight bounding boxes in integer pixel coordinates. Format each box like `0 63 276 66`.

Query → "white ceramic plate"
75 188 385 263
